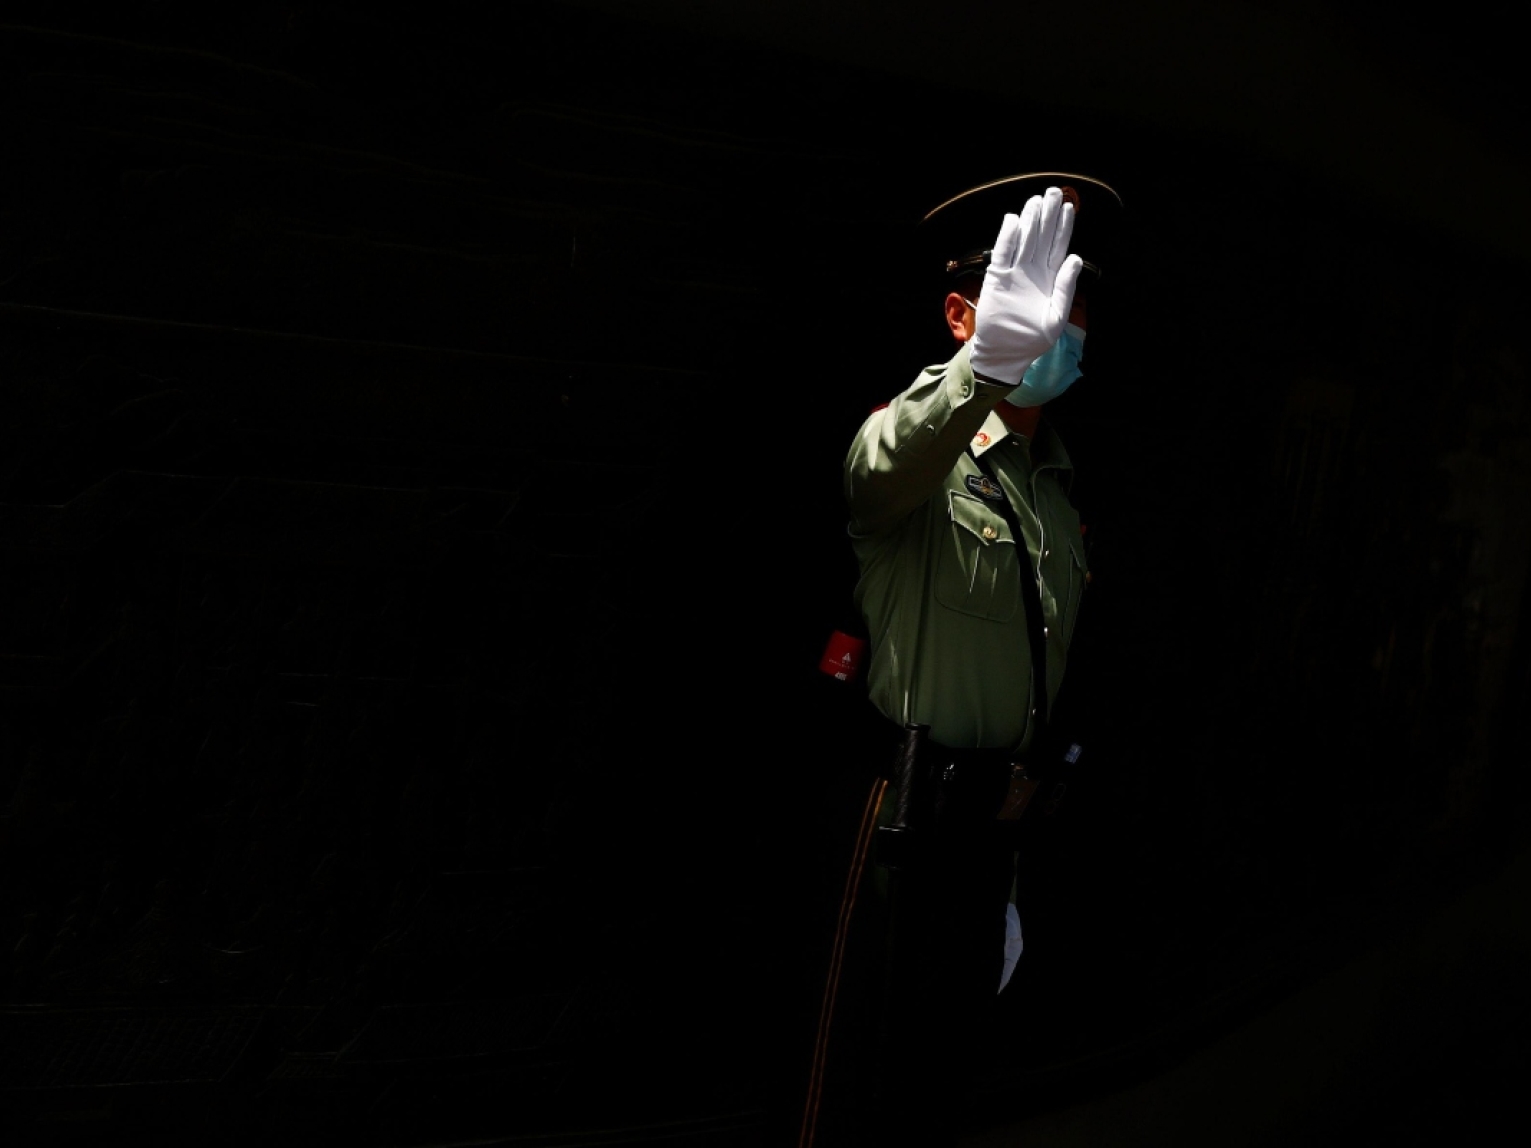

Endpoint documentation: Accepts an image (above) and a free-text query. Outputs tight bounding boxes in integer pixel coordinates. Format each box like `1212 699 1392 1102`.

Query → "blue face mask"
1004 323 1087 407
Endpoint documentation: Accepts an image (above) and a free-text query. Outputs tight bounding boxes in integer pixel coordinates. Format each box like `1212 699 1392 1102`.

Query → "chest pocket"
935 490 1021 622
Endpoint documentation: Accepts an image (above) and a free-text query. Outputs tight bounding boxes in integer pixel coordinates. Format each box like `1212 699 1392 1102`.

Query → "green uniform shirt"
844 342 1089 754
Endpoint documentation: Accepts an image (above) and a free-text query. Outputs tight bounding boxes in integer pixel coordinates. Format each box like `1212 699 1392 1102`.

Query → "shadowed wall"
2 3 1529 1146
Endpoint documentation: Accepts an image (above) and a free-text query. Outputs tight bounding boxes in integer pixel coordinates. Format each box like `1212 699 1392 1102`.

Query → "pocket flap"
1070 535 1087 568
948 491 1014 547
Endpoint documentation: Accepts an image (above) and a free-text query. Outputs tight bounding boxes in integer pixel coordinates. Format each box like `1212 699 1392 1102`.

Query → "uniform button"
1085 571 1093 584
982 526 997 540
1030 707 1038 717
1043 626 1050 638
1043 548 1050 559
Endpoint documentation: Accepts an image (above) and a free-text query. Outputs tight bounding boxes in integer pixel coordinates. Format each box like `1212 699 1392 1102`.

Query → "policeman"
842 173 1122 1145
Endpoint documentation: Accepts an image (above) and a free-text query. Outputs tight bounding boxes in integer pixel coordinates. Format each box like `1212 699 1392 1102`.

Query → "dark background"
3 2 1530 1146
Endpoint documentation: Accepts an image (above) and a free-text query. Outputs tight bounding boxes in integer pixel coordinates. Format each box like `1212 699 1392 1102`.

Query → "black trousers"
874 740 1019 1148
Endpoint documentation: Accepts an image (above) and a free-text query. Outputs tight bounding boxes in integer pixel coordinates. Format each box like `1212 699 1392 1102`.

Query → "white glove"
998 902 1024 993
967 187 1084 389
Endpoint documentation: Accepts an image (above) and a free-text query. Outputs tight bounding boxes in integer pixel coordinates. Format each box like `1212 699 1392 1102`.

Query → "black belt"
876 721 1015 774
918 740 1016 773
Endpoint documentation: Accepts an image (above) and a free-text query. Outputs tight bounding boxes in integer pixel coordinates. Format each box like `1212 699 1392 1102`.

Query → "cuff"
953 342 1018 403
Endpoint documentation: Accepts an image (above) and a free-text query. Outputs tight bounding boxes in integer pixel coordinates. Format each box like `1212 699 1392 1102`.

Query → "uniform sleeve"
843 342 1012 536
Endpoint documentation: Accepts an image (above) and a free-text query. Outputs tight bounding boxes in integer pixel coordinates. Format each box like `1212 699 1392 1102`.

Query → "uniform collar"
969 411 1074 480
968 409 1010 460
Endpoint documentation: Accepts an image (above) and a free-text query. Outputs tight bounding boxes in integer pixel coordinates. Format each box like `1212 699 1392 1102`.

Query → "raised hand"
968 187 1084 390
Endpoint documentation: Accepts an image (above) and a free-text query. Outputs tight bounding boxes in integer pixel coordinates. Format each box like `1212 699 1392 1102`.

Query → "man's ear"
1068 291 1088 331
944 292 974 343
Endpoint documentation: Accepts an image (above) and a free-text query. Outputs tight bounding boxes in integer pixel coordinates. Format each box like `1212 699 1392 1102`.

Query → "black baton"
875 722 928 870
